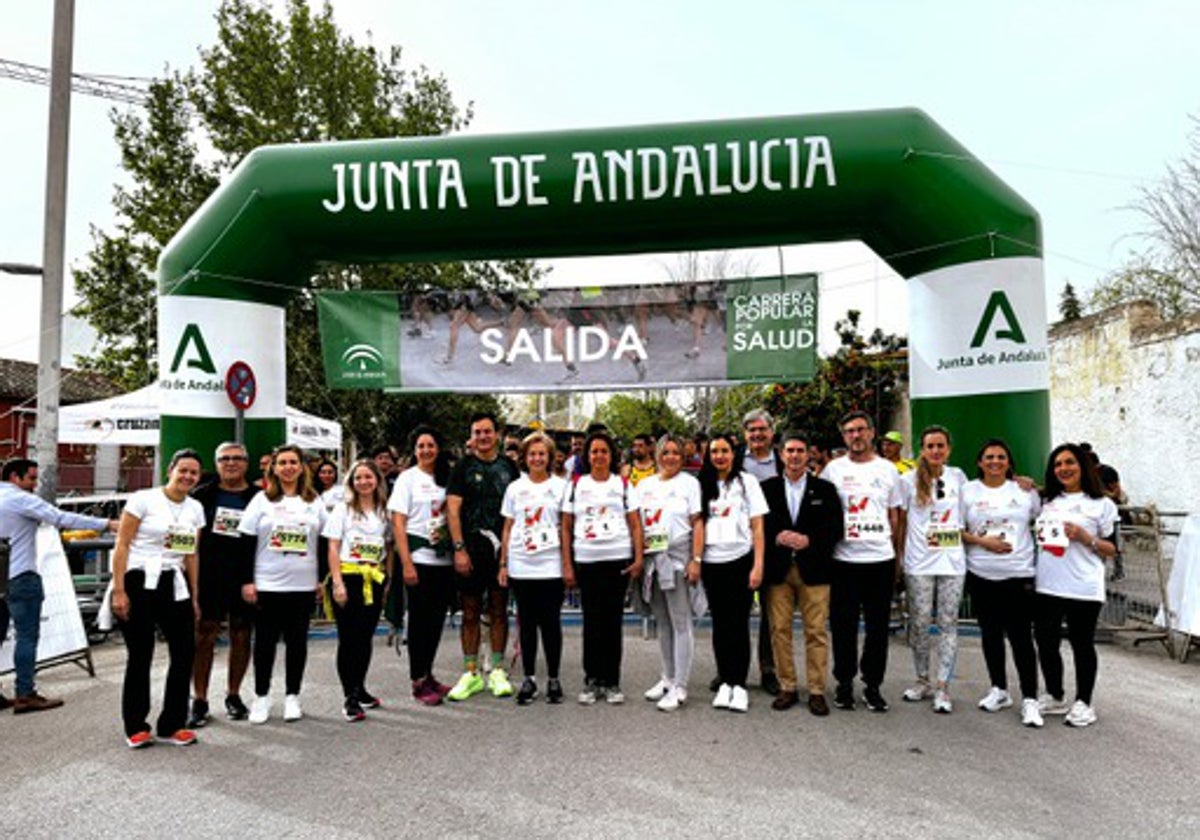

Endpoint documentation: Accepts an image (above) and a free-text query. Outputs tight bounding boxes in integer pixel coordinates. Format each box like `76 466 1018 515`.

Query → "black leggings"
701 552 755 689
119 570 194 737
1034 593 1102 704
406 563 454 682
575 560 629 687
254 591 313 696
968 573 1038 699
329 575 384 697
510 577 565 680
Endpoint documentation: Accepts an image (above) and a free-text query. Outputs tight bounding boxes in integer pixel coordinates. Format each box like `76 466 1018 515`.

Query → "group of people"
0 405 1121 748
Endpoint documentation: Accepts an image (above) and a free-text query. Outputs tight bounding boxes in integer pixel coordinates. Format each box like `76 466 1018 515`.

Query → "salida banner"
318 274 817 393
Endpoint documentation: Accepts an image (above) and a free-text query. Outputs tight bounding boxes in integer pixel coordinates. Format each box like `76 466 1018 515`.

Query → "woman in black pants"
324 459 392 721
961 438 1043 726
1033 442 1119 728
562 431 644 704
498 432 572 704
696 433 767 713
389 426 456 705
239 445 328 724
111 448 206 748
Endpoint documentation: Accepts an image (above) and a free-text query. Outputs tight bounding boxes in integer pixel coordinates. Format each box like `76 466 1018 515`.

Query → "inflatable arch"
157 108 1050 471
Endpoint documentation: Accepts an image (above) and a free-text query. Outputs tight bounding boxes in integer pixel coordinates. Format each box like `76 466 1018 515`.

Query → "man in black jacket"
761 430 843 715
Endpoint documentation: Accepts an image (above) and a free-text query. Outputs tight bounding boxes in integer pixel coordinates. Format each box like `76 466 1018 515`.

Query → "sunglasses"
935 478 946 500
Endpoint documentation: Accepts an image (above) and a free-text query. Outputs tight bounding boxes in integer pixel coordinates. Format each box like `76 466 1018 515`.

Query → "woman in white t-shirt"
111 448 207 749
323 459 392 722
698 433 767 713
960 438 1043 727
389 426 455 706
637 434 704 712
1033 443 1119 728
561 430 644 705
898 426 968 714
239 444 328 724
498 431 570 705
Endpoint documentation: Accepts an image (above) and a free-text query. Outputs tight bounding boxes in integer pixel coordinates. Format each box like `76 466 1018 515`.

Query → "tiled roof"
0 357 122 405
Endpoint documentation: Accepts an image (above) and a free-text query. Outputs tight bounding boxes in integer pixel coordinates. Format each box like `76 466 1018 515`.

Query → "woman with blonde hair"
324 459 392 721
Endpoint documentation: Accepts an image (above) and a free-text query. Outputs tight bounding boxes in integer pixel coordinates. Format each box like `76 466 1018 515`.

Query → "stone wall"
1048 301 1200 514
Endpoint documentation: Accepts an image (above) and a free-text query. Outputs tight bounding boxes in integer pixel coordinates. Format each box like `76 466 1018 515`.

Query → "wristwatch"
453 540 466 551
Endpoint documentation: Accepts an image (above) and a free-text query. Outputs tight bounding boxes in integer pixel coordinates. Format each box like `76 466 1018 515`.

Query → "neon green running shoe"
488 667 514 697
447 671 485 701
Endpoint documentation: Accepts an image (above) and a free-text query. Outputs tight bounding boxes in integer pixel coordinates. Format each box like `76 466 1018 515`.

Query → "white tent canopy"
59 384 342 451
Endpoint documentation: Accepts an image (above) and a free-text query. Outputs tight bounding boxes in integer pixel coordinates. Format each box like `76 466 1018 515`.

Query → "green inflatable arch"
158 107 1050 471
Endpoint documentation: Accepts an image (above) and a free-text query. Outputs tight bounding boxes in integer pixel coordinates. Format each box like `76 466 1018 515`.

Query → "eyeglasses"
217 455 248 463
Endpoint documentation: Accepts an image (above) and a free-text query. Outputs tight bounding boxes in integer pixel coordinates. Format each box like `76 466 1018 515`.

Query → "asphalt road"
2 623 1198 839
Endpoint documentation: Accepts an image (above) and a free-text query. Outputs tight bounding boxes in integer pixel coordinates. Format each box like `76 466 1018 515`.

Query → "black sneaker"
343 697 366 722
224 694 249 721
355 687 381 709
833 684 856 710
187 698 211 728
863 686 890 713
546 678 564 704
516 677 538 705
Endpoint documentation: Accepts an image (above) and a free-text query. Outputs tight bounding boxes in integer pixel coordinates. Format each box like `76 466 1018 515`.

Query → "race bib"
706 502 737 546
845 508 888 542
581 506 622 542
427 513 446 546
348 535 385 564
978 521 1019 546
163 525 197 555
212 506 243 537
643 508 669 553
926 522 962 550
1035 514 1069 556
523 520 560 553
269 525 310 554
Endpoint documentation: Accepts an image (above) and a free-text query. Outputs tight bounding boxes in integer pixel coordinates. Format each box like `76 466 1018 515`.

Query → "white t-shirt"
1035 492 1119 602
322 502 391 567
501 475 567 579
123 487 206 599
387 466 450 567
320 486 345 512
636 471 702 560
702 473 768 565
239 491 327 592
962 479 1041 580
563 474 640 563
822 456 903 563
899 466 968 576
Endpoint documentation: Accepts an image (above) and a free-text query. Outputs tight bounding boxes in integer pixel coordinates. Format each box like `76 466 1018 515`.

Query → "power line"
0 57 149 106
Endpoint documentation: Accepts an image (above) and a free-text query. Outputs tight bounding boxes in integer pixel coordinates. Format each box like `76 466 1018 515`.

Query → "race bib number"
523 521 560 553
581 506 622 542
269 525 310 554
845 509 888 542
1035 514 1069 556
348 535 384 564
164 526 197 555
212 506 243 537
926 522 962 550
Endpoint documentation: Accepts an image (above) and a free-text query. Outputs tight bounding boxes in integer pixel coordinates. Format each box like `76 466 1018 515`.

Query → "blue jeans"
8 572 44 696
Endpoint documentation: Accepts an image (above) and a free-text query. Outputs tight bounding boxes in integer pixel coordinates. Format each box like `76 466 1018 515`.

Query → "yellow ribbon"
323 562 387 619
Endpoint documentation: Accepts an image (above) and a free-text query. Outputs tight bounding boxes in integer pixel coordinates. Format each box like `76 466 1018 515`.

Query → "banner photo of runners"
317 273 817 392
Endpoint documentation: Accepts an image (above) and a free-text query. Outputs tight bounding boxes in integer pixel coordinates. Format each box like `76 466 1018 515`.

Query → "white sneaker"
283 694 303 722
902 682 933 702
675 687 688 706
577 685 598 705
978 686 1013 713
248 695 271 725
1021 697 1045 728
729 686 749 713
712 683 732 709
1064 699 1097 728
657 687 681 712
644 679 670 702
932 689 953 714
1038 693 1072 716
606 686 625 705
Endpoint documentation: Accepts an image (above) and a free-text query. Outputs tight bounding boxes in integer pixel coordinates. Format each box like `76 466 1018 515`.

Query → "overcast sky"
2 0 1197 363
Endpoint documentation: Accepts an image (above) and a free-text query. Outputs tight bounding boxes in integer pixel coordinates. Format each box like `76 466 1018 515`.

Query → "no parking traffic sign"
225 361 257 411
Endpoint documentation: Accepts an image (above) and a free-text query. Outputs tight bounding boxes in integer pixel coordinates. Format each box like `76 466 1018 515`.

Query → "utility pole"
35 0 75 502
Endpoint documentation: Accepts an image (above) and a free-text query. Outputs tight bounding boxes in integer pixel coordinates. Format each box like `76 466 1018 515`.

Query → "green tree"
596 393 688 444
1058 281 1083 321
73 0 533 447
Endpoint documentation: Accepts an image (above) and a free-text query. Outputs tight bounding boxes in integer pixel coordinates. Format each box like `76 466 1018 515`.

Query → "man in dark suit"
761 431 844 715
